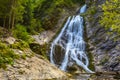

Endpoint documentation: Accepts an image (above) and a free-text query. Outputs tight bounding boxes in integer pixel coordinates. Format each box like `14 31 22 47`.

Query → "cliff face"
85 0 120 72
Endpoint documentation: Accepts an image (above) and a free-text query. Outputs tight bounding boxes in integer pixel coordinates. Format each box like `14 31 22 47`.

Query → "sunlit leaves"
100 0 120 33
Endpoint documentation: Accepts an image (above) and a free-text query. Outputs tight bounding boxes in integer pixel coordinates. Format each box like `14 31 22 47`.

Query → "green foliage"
82 5 97 22
0 41 19 69
39 43 48 59
87 6 97 15
0 0 10 27
21 54 27 60
0 0 9 17
30 43 48 59
0 0 85 33
26 19 44 34
13 24 31 42
100 0 120 34
10 40 29 50
0 0 29 28
14 0 27 22
21 0 44 34
34 0 85 30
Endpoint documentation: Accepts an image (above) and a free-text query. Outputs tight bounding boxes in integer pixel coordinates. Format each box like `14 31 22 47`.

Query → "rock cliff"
85 0 120 72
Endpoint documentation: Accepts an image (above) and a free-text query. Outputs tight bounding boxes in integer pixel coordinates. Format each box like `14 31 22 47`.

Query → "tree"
0 0 10 27
100 0 120 33
0 0 27 29
8 0 27 29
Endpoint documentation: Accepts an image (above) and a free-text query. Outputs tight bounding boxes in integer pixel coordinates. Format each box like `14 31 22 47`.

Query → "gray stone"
4 37 16 44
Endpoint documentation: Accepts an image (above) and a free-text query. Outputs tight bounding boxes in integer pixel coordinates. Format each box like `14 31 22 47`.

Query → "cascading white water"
50 5 93 73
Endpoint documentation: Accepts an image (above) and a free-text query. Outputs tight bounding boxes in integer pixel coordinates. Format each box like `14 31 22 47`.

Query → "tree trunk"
11 11 15 29
8 0 15 30
9 11 12 30
11 0 16 29
3 16 6 28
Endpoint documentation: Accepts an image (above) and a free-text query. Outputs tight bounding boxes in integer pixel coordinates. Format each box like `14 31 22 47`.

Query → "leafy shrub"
0 41 19 69
26 19 44 34
10 40 29 50
87 6 97 15
100 0 120 34
0 41 7 49
13 24 31 42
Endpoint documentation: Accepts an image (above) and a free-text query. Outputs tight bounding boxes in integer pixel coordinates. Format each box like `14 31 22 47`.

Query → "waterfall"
50 5 93 73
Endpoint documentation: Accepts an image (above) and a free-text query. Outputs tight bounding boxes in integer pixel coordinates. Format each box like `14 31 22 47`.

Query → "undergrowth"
0 41 19 69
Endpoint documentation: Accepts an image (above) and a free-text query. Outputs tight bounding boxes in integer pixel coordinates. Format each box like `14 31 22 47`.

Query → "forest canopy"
0 0 85 33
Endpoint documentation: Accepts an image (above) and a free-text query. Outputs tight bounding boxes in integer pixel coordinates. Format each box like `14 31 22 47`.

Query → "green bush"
0 41 7 49
0 41 19 69
100 0 120 34
10 40 29 50
26 19 44 34
85 5 97 16
13 24 31 42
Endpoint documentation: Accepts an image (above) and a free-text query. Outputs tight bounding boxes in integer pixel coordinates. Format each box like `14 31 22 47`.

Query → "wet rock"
29 43 41 54
53 45 65 65
67 65 78 73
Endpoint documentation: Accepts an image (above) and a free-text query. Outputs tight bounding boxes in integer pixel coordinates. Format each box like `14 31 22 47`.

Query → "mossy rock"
67 65 78 73
53 45 65 65
29 43 48 59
